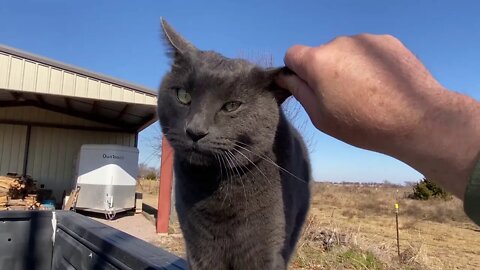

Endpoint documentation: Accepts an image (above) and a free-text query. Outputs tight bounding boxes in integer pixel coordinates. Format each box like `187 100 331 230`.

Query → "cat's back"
273 112 311 261
275 112 311 185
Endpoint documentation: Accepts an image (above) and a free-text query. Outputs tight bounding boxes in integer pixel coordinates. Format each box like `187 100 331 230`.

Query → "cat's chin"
178 150 215 166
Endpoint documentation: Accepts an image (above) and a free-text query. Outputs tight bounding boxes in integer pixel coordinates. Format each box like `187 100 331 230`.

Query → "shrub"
144 171 157 180
338 249 384 270
411 178 451 200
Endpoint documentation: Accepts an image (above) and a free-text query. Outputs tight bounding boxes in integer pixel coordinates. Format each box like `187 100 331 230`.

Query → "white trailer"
74 144 139 218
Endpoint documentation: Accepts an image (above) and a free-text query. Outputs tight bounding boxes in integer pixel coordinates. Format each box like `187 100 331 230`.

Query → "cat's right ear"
160 18 198 63
264 67 293 104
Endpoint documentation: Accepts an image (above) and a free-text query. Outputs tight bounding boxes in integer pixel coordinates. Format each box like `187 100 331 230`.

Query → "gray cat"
157 19 311 270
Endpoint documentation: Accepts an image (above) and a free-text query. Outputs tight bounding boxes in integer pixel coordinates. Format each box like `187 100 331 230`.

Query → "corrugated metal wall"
0 124 27 176
0 106 115 129
0 52 157 105
27 127 135 201
0 107 135 200
0 48 152 204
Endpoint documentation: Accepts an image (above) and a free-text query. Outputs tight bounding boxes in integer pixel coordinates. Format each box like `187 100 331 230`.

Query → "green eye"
176 88 191 105
222 101 242 112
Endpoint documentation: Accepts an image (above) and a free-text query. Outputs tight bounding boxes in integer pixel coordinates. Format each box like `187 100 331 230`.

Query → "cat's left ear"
160 18 198 62
264 67 293 104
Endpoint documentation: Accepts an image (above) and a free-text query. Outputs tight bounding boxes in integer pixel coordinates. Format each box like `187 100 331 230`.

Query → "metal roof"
0 45 158 132
0 44 156 96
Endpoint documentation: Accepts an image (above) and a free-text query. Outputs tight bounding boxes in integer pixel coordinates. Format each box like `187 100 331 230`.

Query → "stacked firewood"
0 174 40 210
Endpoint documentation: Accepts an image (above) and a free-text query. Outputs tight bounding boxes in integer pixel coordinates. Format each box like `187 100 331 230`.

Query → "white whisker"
231 148 272 186
233 141 308 184
226 150 249 219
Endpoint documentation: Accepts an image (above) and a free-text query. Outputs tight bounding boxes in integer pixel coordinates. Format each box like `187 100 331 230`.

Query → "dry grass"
137 179 159 210
137 178 159 195
295 183 480 270
137 181 480 269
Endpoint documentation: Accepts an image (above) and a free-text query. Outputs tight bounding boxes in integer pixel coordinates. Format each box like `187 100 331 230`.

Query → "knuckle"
381 34 398 41
306 47 326 65
353 33 370 39
284 45 309 65
351 33 403 47
352 33 378 41
352 33 397 41
285 45 301 59
330 35 352 44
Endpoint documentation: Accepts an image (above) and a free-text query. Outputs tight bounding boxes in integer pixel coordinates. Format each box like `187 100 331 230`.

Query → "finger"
276 73 321 125
283 45 313 80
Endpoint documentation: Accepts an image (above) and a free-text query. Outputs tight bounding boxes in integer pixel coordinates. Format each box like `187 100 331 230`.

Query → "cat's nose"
186 128 208 142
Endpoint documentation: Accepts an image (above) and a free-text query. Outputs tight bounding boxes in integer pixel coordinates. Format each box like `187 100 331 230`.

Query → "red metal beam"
156 136 174 234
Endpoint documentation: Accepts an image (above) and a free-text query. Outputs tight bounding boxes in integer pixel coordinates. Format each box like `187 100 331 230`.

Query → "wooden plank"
63 186 80 210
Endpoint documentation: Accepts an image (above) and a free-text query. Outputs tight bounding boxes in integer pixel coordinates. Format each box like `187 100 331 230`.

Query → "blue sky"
1 0 479 183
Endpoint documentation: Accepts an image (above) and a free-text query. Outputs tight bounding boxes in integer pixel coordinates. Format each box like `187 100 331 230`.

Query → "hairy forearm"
388 88 480 199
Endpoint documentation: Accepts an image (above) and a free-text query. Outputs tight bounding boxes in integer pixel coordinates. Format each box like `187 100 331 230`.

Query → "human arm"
276 34 480 199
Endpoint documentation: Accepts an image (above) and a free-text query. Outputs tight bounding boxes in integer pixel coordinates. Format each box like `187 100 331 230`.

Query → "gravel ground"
90 212 159 243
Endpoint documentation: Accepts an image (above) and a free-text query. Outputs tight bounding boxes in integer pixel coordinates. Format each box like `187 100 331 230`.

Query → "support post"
156 136 174 234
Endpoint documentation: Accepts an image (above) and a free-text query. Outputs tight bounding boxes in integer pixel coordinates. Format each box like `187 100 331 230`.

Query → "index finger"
283 45 313 81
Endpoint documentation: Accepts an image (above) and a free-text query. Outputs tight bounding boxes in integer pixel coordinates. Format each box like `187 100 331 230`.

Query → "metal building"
0 45 157 202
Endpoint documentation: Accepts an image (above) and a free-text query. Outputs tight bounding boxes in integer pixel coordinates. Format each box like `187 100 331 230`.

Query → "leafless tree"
138 162 158 180
150 123 163 159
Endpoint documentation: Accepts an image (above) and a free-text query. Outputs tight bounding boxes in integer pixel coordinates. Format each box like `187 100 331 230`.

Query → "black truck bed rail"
0 211 188 270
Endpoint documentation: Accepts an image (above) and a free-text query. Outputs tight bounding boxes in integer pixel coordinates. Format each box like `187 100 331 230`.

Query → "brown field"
137 180 480 269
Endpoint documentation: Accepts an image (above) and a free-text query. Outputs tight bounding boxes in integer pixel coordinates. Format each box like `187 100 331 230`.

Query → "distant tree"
138 162 158 180
403 181 417 187
382 180 402 188
138 163 149 178
151 124 163 160
411 178 451 200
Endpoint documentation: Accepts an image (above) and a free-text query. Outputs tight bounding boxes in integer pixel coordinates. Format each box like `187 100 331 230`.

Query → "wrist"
389 88 480 198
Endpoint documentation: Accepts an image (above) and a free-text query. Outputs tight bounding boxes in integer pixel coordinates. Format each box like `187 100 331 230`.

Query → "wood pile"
0 174 40 211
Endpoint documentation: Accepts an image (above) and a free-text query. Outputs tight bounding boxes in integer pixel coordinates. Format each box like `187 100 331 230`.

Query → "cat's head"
157 19 291 166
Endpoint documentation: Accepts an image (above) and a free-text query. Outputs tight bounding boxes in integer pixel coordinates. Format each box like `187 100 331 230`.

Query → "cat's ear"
264 67 293 104
160 18 198 62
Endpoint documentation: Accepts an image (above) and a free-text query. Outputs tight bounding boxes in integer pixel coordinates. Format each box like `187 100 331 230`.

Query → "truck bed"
0 211 188 270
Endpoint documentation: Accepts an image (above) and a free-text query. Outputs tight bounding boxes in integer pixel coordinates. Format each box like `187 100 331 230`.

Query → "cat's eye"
222 101 242 112
176 88 191 105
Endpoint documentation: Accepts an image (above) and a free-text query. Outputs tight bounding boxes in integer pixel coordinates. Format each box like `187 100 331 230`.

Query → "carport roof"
0 44 158 132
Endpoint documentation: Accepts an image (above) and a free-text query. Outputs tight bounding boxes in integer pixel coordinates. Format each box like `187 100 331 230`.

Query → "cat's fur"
157 19 311 270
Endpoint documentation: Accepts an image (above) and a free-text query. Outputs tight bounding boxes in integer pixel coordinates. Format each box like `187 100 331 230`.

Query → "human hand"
277 34 480 198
